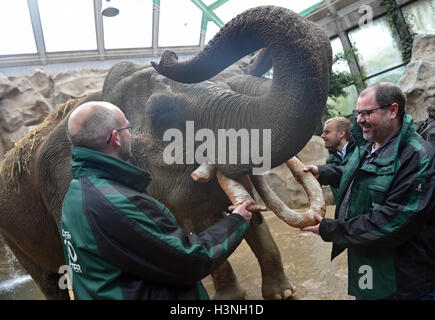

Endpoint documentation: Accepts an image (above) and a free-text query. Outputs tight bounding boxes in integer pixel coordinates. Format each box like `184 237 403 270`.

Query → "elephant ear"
145 94 186 140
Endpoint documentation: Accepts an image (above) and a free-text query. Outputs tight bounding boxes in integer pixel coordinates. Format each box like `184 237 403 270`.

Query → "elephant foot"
213 285 247 300
262 273 296 300
211 260 246 300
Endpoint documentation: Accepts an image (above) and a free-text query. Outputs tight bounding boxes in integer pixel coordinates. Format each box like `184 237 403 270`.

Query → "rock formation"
398 34 435 122
0 69 106 161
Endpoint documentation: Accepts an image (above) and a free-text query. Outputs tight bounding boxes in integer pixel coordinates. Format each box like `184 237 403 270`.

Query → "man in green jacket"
321 117 356 203
303 82 435 300
61 101 252 300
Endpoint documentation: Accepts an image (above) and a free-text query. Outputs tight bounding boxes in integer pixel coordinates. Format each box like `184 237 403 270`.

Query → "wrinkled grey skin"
0 6 331 299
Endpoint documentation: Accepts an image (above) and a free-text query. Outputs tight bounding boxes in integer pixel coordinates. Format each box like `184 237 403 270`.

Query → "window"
365 66 406 86
348 16 404 77
329 37 358 116
331 37 351 73
38 0 96 52
0 0 36 55
402 0 435 35
327 86 359 117
159 0 202 47
103 0 153 49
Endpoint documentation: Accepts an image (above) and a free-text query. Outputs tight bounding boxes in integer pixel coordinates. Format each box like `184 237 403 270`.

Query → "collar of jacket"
351 114 416 165
70 146 151 192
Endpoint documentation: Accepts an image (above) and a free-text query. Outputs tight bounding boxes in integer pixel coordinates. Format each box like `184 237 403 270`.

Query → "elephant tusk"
216 171 266 212
285 157 326 220
228 204 267 212
191 162 216 182
250 157 325 229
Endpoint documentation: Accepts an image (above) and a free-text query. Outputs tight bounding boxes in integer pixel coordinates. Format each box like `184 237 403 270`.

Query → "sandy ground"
203 206 353 300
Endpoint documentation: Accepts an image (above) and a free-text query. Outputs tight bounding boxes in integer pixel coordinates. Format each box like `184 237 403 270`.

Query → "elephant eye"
147 94 185 140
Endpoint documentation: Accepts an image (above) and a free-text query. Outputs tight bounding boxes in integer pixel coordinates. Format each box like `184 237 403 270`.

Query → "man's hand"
303 165 319 179
232 200 253 222
301 213 323 235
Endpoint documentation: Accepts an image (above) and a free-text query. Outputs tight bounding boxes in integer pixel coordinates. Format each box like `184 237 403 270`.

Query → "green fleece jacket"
61 146 249 300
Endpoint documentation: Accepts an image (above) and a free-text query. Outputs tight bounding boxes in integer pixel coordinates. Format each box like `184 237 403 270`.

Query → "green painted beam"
191 0 224 30
299 0 323 16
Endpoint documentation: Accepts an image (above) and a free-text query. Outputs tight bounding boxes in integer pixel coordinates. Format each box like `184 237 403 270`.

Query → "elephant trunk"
153 6 332 177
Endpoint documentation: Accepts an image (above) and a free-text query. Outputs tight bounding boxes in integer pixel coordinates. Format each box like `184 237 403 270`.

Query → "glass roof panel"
103 0 153 49
204 21 221 45
38 0 97 52
0 0 37 55
159 0 202 47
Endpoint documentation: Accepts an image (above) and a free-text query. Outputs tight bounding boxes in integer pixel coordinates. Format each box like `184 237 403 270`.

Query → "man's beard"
325 137 340 149
119 137 133 163
361 116 394 144
362 128 373 141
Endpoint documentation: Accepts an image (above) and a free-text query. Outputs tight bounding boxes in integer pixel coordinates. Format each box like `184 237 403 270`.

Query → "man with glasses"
303 82 435 300
61 101 253 300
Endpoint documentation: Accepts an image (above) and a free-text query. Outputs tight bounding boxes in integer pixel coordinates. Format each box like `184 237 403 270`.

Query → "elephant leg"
244 215 295 300
211 260 246 300
4 237 69 300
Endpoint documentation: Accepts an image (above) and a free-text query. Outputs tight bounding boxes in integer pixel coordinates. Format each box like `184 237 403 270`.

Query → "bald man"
67 101 133 162
61 101 252 300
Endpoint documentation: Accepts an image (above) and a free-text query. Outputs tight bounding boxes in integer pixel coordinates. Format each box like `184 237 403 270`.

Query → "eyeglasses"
106 126 134 144
353 105 390 120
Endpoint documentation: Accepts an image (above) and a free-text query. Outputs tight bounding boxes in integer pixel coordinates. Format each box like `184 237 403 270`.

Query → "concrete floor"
203 206 353 300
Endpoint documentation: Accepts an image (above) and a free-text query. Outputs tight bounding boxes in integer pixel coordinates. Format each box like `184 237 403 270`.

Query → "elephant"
0 6 331 300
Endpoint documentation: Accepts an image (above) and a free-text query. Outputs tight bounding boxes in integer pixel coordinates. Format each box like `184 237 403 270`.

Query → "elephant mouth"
192 157 326 229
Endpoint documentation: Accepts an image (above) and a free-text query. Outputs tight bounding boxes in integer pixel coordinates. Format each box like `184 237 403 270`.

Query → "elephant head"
101 6 332 225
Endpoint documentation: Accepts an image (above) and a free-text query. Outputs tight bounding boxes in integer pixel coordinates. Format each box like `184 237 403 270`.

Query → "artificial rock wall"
398 34 435 122
0 69 107 161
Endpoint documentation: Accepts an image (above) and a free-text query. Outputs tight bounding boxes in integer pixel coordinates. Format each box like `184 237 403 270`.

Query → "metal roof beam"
27 0 47 65
93 0 106 61
193 0 228 48
0 46 201 68
152 0 160 55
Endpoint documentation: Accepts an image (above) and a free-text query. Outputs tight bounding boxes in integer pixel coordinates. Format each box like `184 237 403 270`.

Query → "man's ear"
389 103 399 119
338 130 346 140
111 130 122 147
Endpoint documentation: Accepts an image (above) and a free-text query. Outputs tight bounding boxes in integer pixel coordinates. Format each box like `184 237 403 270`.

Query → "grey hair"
67 105 122 151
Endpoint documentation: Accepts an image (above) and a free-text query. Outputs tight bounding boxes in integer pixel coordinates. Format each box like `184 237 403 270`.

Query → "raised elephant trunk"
152 6 332 178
